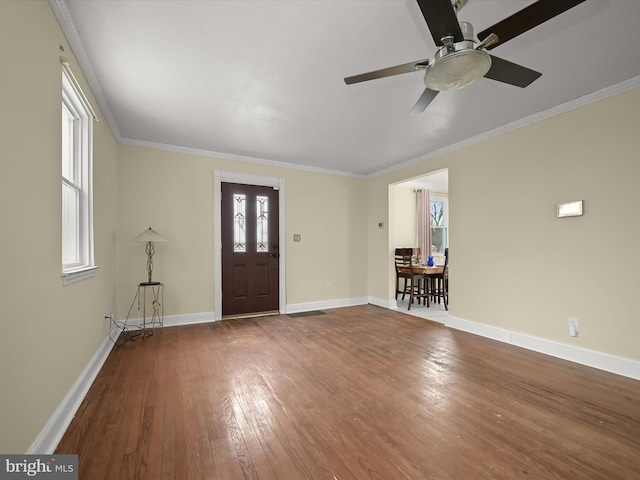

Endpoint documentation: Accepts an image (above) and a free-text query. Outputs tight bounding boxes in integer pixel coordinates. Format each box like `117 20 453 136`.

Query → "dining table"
397 264 444 275
397 264 446 309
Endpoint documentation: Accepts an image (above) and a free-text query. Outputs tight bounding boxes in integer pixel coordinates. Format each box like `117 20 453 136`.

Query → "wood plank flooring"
55 305 640 479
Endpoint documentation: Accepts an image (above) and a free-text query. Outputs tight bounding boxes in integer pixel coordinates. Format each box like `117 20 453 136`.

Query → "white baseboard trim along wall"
368 296 397 310
32 302 639 453
28 334 114 454
445 315 640 382
29 311 216 454
285 297 368 314
123 311 217 329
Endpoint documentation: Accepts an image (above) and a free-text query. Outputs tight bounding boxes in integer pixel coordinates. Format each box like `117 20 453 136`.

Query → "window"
61 68 96 284
430 197 448 255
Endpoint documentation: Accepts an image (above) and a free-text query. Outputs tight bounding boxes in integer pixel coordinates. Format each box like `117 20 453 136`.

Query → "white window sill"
62 265 99 285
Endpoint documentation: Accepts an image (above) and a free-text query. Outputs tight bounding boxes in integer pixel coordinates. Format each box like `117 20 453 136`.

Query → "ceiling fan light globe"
424 49 492 91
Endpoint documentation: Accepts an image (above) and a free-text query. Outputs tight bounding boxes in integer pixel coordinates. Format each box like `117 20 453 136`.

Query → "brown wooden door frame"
213 171 286 320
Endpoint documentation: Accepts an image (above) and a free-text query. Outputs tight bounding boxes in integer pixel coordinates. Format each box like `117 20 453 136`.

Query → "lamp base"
129 329 154 340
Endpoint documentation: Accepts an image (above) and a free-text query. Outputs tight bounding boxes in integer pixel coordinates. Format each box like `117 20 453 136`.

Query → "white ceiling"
399 170 449 193
53 0 640 177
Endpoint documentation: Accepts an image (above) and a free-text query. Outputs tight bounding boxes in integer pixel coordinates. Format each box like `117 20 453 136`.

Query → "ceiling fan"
344 0 586 115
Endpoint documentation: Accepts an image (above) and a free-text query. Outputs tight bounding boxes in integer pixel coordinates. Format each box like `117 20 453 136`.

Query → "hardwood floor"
55 305 640 479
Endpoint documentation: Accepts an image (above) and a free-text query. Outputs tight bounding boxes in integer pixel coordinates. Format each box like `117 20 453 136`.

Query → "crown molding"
368 75 640 179
49 0 123 141
119 137 366 179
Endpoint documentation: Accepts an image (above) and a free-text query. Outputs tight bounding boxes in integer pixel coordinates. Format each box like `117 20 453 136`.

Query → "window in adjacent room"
430 195 448 255
61 67 97 284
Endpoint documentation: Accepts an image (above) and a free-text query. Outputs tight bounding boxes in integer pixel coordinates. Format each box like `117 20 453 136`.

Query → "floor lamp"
132 227 167 285
131 227 167 339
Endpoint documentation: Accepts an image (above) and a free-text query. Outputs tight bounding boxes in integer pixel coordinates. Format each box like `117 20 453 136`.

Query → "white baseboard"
28 334 115 454
446 315 513 343
29 311 217 454
286 297 368 314
123 311 217 329
368 296 397 309
446 315 640 381
164 311 217 327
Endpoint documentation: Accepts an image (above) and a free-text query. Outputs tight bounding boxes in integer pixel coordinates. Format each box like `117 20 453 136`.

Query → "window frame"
430 194 449 256
61 69 97 285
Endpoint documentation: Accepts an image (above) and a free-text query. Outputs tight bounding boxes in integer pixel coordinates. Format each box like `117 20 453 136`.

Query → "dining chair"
395 248 429 310
427 247 448 310
394 248 412 300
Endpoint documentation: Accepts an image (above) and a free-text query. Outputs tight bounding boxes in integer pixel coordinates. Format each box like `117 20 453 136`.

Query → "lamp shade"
132 227 167 243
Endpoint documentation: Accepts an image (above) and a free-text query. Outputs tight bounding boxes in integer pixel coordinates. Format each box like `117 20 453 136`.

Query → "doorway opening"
391 169 449 315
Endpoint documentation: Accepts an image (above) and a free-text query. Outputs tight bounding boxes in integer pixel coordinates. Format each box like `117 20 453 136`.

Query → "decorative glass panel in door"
233 194 246 252
256 196 268 252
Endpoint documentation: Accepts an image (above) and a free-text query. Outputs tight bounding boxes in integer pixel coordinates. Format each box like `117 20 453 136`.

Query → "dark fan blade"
484 55 541 88
416 0 463 46
478 0 586 50
410 88 439 115
344 59 429 85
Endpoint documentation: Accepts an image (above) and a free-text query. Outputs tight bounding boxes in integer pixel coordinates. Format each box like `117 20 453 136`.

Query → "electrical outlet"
568 317 579 337
326 283 332 291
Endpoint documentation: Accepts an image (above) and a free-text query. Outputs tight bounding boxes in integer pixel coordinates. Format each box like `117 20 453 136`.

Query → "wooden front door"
221 182 279 316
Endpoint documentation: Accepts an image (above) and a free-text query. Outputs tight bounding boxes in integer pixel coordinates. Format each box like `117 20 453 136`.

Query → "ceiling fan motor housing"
424 21 492 91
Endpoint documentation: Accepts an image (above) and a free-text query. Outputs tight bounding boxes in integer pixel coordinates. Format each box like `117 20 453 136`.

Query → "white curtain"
417 189 431 262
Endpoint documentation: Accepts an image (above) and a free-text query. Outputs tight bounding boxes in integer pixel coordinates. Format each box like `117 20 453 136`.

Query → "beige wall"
0 1 119 453
117 146 368 317
369 86 640 361
393 186 417 248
